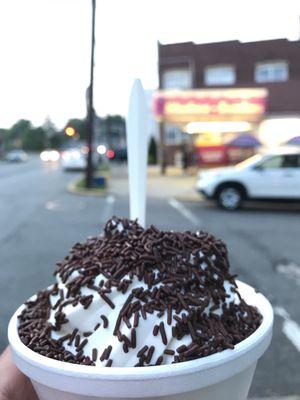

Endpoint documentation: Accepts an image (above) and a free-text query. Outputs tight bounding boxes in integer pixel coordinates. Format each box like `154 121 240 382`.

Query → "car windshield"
235 154 263 169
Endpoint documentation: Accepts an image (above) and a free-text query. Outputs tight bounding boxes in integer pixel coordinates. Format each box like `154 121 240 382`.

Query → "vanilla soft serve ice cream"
18 217 261 367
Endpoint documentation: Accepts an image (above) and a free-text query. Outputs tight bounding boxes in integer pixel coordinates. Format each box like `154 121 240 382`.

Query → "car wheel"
217 186 243 210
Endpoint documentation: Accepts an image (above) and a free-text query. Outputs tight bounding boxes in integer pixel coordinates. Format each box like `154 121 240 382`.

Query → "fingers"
0 347 38 400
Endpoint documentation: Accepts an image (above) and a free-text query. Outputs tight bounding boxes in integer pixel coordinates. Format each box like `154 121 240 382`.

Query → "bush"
148 137 157 165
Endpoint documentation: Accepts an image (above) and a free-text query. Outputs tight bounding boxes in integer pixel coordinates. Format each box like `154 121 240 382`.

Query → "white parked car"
196 147 300 210
5 149 28 162
61 148 87 171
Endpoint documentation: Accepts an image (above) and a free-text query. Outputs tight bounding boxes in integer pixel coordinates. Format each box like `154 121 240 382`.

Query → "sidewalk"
250 397 300 400
109 164 201 201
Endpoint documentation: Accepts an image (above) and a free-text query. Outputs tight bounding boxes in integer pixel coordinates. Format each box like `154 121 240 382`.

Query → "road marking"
168 198 202 227
274 306 300 352
250 397 300 400
275 261 300 286
44 200 85 211
106 195 115 204
45 201 59 210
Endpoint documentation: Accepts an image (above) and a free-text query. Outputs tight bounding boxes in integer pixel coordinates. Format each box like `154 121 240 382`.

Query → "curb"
67 180 107 197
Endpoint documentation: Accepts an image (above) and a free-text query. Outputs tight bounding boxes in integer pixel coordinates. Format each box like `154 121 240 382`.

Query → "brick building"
156 39 300 166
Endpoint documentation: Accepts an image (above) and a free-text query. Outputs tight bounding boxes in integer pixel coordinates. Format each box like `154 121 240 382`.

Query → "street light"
65 126 76 137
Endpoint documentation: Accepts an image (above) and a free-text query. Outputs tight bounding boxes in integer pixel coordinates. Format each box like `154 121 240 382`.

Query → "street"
0 157 299 398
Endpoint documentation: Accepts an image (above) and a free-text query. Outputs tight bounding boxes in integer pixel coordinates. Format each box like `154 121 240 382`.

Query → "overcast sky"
0 0 299 129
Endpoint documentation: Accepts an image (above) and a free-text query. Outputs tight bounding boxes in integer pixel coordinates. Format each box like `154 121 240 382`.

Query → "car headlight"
40 151 49 162
197 171 207 179
199 170 222 180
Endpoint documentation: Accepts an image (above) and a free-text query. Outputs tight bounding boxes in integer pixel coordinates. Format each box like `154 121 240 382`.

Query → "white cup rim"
8 280 273 381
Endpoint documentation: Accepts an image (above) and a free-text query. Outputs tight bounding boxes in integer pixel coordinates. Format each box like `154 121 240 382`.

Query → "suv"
196 147 300 210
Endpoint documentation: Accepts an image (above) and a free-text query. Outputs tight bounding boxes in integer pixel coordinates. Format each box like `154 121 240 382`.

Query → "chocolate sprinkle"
94 323 101 331
75 334 80 348
159 322 168 346
153 325 159 336
156 356 164 365
17 216 262 367
100 347 108 362
100 293 115 310
137 345 148 358
101 315 109 328
133 311 139 328
92 348 98 362
164 349 175 356
106 359 113 367
145 346 155 364
77 338 88 352
167 306 172 326
131 328 136 349
106 345 112 360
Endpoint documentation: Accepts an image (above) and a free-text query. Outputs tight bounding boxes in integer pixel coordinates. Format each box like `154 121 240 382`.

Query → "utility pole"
159 121 166 175
85 0 96 188
157 41 166 175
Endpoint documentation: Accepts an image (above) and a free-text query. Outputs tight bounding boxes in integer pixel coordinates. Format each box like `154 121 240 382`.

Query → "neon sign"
153 88 268 123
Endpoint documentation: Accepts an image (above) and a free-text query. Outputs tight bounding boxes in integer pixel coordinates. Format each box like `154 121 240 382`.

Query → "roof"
159 38 299 49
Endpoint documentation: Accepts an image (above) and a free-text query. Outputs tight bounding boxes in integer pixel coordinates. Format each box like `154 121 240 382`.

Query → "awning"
226 133 262 148
286 136 300 145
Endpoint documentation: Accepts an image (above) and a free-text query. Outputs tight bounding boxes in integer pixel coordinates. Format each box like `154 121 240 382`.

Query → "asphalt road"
0 157 299 398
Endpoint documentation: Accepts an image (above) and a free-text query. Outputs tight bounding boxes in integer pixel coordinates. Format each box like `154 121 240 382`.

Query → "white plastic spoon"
126 79 148 227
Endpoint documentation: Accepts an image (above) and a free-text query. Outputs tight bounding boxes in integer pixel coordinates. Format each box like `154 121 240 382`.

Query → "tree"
104 115 126 150
42 117 57 138
5 119 32 150
148 136 157 165
105 115 125 124
41 117 67 149
0 129 6 156
49 132 67 149
21 127 47 151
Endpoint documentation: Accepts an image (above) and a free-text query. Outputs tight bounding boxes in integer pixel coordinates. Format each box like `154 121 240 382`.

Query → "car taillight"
62 151 69 160
107 150 115 159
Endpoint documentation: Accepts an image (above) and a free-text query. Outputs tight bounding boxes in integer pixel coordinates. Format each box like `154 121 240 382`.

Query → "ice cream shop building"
154 38 300 166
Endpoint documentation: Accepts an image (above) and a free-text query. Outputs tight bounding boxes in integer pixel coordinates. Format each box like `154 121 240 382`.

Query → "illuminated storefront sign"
153 88 268 123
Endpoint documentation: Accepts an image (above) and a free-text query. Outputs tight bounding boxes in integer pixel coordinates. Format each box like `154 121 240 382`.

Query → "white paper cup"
8 280 273 400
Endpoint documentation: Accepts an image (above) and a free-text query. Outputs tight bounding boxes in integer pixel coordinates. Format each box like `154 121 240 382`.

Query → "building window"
255 61 288 83
162 68 192 89
204 65 236 86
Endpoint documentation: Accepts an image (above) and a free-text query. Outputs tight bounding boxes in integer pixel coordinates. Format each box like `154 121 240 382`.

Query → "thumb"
0 347 38 400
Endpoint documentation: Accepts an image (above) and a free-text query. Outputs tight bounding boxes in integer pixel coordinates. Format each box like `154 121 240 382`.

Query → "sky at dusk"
0 0 299 129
